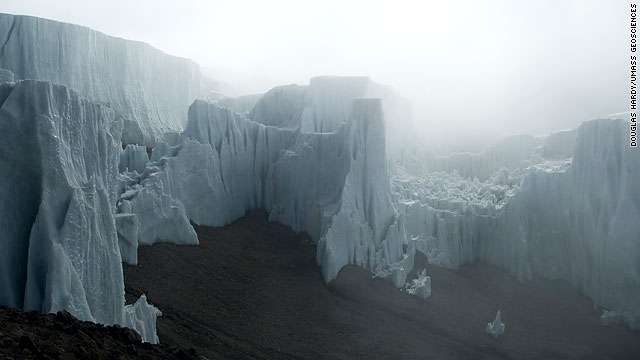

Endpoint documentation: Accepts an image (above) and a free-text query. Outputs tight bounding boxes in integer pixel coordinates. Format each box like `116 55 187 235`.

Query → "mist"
1 2 639 357
0 0 628 149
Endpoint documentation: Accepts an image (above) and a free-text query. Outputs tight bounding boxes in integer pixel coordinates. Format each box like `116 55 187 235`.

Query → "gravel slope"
124 210 640 359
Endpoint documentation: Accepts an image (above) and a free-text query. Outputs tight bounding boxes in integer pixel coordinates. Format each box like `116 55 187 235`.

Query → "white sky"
0 0 630 145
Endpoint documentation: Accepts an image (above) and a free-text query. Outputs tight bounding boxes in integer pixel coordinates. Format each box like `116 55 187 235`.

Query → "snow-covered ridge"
0 13 215 146
0 80 159 341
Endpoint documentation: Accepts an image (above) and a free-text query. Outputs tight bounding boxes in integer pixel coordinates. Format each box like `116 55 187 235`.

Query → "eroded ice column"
0 80 162 343
318 98 406 283
486 310 505 339
0 80 123 324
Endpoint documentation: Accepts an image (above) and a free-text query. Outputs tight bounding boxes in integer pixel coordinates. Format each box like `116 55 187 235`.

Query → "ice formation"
1 13 639 348
394 119 640 329
600 309 625 327
405 269 432 300
486 310 505 339
123 294 162 344
116 97 408 284
119 145 149 174
0 68 14 83
0 13 219 145
0 80 160 342
248 76 415 157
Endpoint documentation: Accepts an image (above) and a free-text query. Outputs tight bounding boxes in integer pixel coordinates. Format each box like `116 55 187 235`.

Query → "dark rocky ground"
0 306 203 359
123 210 640 360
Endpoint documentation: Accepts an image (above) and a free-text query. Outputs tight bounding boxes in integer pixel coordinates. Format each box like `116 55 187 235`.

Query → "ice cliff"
0 80 160 341
1 13 638 346
394 119 640 329
0 13 214 146
248 76 415 157
116 98 408 284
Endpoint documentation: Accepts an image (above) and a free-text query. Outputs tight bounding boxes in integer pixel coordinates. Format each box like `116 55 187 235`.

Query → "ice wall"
0 13 210 146
117 98 408 284
395 119 640 328
418 135 541 180
317 99 405 282
509 119 640 328
215 93 264 114
0 68 14 83
0 80 122 322
249 76 415 156
0 80 160 342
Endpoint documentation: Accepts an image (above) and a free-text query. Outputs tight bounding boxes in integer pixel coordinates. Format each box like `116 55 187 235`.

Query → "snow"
486 310 505 338
0 13 213 146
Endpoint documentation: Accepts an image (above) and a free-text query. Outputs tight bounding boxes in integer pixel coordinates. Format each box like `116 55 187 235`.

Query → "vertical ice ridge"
394 118 640 328
0 15 17 59
0 79 163 342
0 13 214 146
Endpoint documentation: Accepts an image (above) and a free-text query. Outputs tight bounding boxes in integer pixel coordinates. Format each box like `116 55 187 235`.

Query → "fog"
0 0 628 148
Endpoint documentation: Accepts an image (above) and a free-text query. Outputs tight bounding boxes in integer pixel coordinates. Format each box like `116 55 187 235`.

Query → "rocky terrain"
123 210 640 359
0 307 202 359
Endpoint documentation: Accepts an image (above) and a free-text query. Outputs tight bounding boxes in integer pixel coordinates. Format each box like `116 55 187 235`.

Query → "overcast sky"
0 0 629 145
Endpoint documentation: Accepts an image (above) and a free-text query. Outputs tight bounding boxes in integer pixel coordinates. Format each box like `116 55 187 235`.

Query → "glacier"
116 97 408 284
0 13 639 347
247 76 415 157
0 80 161 342
394 119 640 329
0 13 219 146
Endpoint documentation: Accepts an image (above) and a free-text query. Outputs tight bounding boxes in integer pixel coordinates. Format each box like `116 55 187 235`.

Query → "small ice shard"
600 309 623 326
123 294 162 344
486 310 505 339
405 269 432 299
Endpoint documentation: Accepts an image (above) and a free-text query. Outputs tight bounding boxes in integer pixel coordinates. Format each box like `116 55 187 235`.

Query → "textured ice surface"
117 97 408 284
600 310 624 327
215 93 264 114
1 12 638 340
317 98 404 282
0 80 160 342
0 80 123 323
119 145 148 174
0 13 213 145
394 119 640 329
0 68 13 82
486 310 505 338
249 76 415 157
405 269 432 300
123 294 162 344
